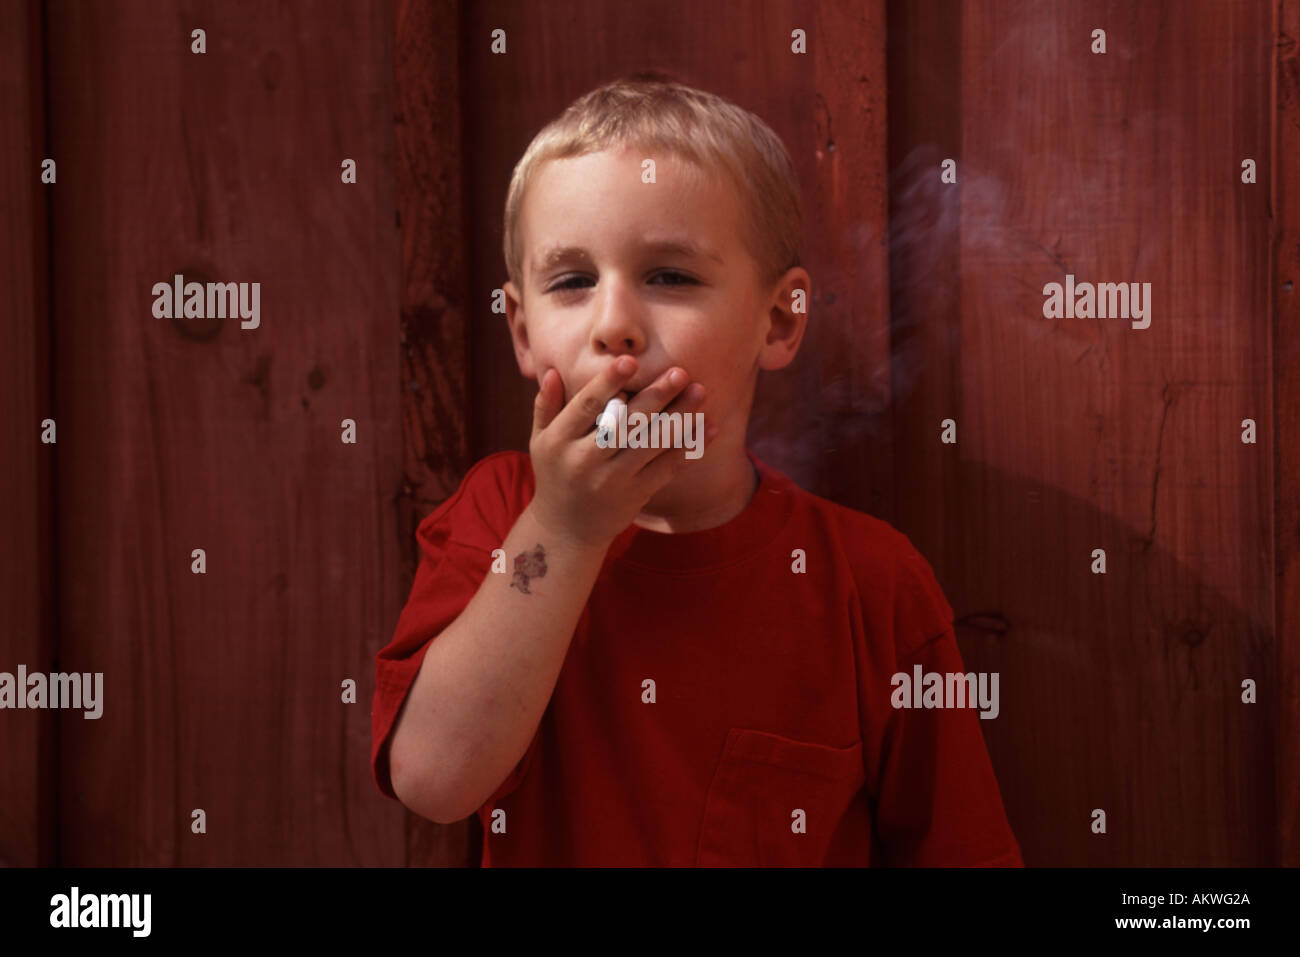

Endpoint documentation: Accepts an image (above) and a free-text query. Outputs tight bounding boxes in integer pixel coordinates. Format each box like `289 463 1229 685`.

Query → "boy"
371 74 1022 867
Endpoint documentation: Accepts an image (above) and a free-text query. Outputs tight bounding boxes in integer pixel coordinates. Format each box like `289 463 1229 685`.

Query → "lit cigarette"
595 396 626 446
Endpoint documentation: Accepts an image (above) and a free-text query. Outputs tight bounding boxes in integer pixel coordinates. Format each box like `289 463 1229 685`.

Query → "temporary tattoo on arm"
510 544 548 594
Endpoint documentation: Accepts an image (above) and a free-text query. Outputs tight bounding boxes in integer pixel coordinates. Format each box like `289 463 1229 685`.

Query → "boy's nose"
589 288 647 356
593 332 642 355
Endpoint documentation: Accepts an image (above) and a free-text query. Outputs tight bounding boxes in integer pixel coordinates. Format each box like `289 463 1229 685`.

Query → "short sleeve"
868 531 1022 866
370 452 542 809
872 627 1023 866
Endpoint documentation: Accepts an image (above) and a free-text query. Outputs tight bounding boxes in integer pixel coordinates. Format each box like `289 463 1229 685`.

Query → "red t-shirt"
371 449 1023 867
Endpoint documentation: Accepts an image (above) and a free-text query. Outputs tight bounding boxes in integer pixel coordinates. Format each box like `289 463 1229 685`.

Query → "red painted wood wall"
1 0 1295 867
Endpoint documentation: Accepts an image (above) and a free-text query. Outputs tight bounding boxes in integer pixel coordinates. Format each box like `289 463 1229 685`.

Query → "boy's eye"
547 271 697 294
549 275 591 292
650 271 696 287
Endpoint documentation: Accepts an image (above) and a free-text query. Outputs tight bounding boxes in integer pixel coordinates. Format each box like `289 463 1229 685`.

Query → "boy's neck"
630 435 758 535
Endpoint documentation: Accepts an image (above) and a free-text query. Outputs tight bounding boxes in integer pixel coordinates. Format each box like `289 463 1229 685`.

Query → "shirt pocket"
696 727 866 867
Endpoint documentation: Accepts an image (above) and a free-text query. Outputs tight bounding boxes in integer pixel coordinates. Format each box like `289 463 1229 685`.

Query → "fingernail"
667 368 685 387
616 356 635 375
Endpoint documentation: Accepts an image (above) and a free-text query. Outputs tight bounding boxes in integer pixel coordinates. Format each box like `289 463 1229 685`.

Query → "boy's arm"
386 357 711 824
387 503 607 823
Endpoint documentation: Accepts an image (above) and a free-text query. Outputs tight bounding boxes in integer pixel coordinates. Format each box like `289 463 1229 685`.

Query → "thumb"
531 368 560 439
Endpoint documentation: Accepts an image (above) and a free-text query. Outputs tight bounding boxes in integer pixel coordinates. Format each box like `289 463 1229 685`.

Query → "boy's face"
503 145 807 445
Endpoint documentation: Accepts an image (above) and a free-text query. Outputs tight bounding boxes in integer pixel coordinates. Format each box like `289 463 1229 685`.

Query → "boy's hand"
527 356 714 547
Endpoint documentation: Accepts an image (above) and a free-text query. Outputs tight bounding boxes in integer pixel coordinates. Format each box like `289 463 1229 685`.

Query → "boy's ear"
502 280 537 379
757 266 812 372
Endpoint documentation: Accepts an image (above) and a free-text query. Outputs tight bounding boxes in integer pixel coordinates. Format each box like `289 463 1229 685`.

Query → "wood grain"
889 0 1276 865
393 0 475 867
45 0 405 864
0 0 56 868
1275 0 1300 868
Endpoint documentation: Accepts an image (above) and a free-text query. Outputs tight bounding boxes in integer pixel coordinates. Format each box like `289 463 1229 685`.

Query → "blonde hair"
503 72 803 294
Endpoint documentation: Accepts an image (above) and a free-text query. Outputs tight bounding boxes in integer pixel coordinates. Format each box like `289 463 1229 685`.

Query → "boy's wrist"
520 501 617 557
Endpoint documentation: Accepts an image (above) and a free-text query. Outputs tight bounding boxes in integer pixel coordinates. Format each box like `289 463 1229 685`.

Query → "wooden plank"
0 0 56 867
891 0 1275 865
393 0 475 867
884 0 964 597
47 0 405 864
1275 0 1300 868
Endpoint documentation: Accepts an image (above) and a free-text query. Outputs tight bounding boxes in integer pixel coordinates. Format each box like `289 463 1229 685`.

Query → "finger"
552 355 638 439
624 366 691 419
632 414 719 488
612 381 707 472
531 369 562 441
